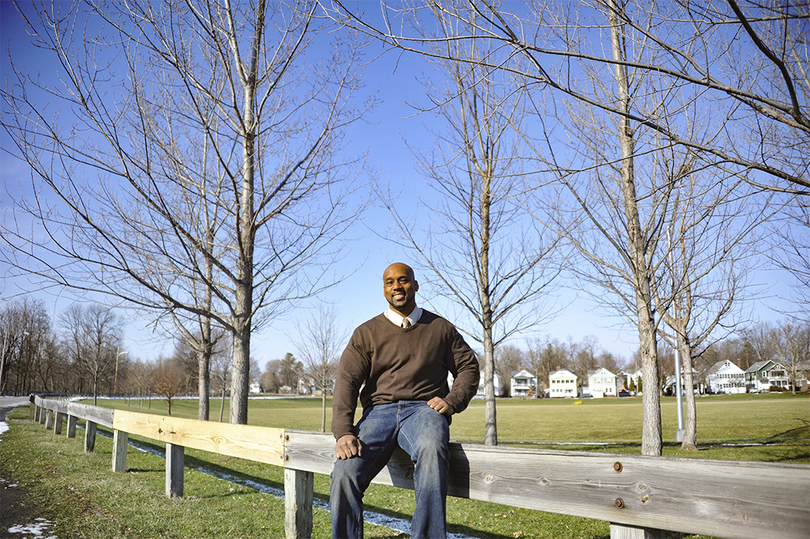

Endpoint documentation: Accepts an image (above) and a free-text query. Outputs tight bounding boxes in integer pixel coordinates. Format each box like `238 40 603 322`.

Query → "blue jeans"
330 400 450 539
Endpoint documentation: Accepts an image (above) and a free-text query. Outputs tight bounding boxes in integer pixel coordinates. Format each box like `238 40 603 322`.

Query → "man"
330 263 480 539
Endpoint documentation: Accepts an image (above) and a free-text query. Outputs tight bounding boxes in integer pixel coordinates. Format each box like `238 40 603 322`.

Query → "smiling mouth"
393 293 406 301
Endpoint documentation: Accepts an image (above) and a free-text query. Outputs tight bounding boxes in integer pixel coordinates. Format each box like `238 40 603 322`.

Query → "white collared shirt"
384 306 423 328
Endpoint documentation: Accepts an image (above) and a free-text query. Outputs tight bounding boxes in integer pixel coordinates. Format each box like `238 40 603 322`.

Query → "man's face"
383 263 419 316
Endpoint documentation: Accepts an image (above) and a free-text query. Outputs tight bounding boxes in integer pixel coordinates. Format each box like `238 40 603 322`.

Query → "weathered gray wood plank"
53 412 64 435
284 468 313 539
84 421 97 452
166 443 184 498
67 415 77 438
284 431 810 539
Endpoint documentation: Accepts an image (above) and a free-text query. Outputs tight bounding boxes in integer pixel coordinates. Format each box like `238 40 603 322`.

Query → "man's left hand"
428 396 451 415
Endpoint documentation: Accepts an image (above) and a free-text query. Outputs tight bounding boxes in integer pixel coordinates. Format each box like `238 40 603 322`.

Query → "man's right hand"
335 434 362 460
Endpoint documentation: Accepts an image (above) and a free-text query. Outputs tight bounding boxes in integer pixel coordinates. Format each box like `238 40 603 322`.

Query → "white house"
586 368 617 398
705 360 746 394
511 369 537 398
476 371 503 397
745 360 789 393
548 369 577 398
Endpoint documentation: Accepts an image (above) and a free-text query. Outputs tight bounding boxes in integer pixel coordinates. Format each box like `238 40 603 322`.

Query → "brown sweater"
331 310 480 440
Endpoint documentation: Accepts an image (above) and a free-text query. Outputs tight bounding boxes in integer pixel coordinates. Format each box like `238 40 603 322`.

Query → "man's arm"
442 325 481 415
331 330 370 447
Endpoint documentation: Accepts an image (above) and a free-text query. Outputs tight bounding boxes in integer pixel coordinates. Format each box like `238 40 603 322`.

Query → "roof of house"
745 360 785 373
549 369 577 379
587 368 616 377
705 360 745 376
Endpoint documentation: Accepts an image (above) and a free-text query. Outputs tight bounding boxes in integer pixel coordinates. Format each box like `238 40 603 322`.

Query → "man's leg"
330 403 399 539
397 402 450 539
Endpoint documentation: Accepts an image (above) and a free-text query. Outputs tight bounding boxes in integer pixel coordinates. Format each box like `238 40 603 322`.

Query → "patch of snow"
7 517 57 538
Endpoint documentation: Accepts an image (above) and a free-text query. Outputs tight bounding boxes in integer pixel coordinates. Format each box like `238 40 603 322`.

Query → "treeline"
0 297 254 410
493 321 810 395
4 295 807 402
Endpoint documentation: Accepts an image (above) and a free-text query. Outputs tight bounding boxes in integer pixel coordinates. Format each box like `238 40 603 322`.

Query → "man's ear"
413 280 419 292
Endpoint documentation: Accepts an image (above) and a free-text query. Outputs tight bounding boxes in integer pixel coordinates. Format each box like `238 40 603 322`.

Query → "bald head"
382 263 419 316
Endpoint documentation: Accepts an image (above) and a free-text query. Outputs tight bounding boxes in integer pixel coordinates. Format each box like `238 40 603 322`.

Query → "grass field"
2 393 808 538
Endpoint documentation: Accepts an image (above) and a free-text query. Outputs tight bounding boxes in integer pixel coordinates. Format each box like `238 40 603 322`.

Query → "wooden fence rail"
31 396 810 539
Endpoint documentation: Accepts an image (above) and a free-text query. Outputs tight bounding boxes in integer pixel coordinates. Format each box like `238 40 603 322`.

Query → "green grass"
3 393 808 538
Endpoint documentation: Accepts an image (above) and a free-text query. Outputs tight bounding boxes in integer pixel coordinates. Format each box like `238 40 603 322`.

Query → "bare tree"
293 305 346 432
494 344 525 397
2 0 371 424
0 297 53 394
651 161 767 449
525 335 568 397
153 357 187 416
378 3 561 445
60 304 124 405
773 322 810 393
329 0 809 191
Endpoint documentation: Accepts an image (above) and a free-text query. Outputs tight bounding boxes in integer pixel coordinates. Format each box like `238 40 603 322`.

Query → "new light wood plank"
112 410 285 466
112 430 128 473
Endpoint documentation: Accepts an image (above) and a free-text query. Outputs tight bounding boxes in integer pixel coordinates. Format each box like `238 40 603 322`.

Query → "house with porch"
745 360 789 393
548 369 578 398
705 360 746 394
510 369 537 398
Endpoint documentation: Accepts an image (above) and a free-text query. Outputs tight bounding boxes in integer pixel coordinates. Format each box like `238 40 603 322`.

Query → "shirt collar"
384 306 422 327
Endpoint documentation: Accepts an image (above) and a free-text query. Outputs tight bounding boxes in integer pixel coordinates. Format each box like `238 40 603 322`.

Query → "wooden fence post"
39 406 46 424
67 415 77 438
112 429 128 472
84 421 97 452
34 405 40 422
45 409 54 430
54 412 64 435
166 443 184 498
284 468 314 539
610 524 666 539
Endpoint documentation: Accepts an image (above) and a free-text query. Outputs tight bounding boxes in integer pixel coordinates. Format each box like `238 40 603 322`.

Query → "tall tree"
1 0 371 424
379 3 561 445
652 159 766 449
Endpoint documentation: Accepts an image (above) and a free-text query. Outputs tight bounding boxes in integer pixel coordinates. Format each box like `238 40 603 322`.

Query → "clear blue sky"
1 1 800 370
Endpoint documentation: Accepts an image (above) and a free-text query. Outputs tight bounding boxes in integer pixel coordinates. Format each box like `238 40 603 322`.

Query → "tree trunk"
608 0 662 456
680 339 698 450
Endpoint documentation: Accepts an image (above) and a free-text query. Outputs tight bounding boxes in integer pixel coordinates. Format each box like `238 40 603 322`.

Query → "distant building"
548 369 577 398
476 371 503 397
745 361 789 393
705 360 745 394
585 368 617 398
510 369 537 398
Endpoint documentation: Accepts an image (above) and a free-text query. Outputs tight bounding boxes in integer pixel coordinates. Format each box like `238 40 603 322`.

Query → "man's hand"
428 396 452 415
335 434 362 460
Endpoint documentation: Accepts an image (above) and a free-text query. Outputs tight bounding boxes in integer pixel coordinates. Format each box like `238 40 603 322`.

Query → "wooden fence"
31 396 810 539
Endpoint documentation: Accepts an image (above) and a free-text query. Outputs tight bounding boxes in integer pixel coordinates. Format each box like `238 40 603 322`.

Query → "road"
0 397 30 423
